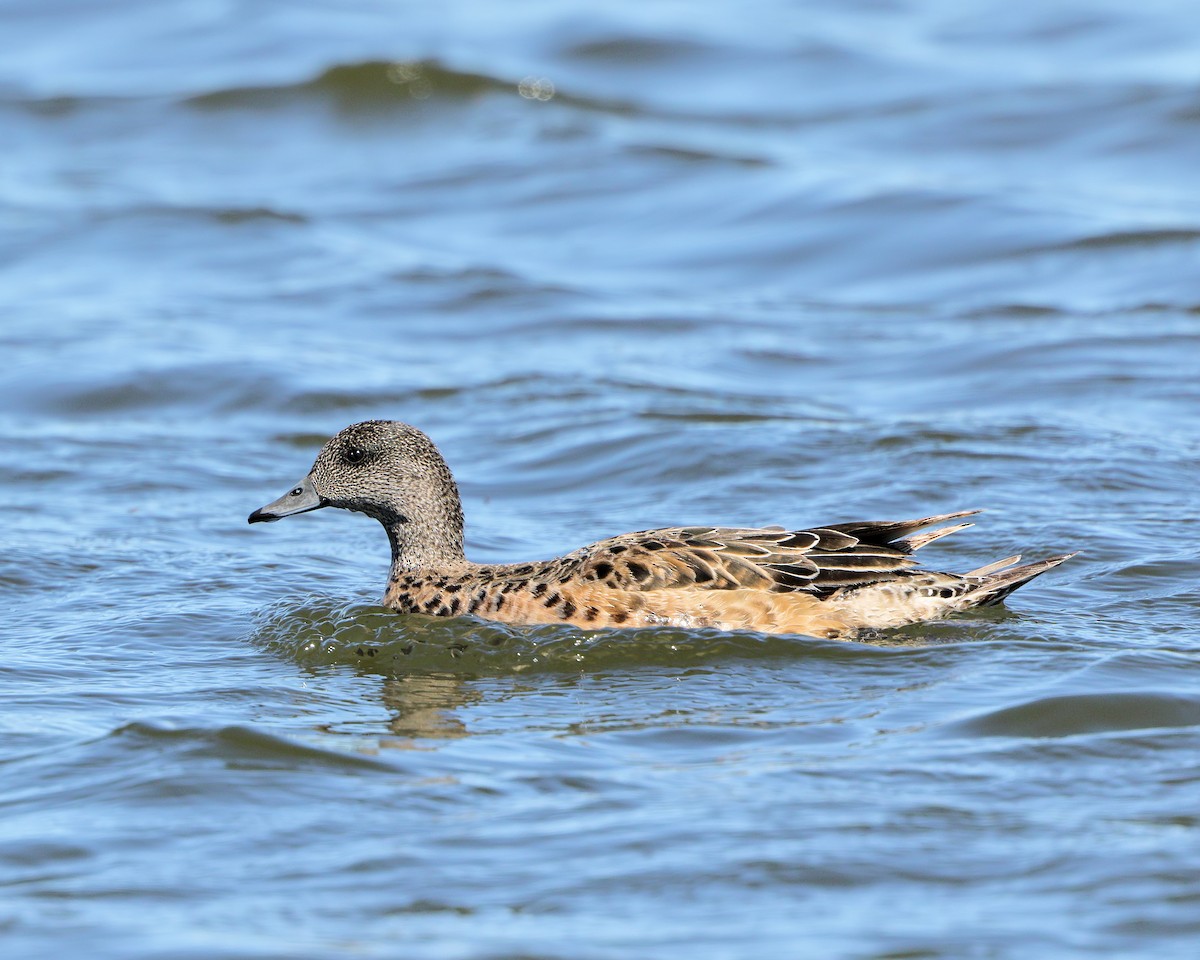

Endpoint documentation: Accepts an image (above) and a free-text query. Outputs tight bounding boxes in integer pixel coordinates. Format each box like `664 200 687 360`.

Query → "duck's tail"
961 553 1078 607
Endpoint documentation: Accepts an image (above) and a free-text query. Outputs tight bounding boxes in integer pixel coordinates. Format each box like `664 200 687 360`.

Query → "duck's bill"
248 476 327 524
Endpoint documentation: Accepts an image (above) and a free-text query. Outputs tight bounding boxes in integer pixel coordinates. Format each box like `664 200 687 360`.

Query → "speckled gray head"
248 420 466 567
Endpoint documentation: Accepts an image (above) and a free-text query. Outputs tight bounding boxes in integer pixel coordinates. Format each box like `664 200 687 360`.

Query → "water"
3 1 1200 957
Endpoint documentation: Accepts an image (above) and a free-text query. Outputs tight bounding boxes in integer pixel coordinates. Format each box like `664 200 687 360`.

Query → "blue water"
3 2 1200 957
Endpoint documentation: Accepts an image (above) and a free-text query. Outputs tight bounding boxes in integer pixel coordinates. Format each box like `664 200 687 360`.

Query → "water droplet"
518 76 555 101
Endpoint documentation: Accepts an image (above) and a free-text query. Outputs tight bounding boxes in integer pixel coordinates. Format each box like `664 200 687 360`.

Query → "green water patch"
245 595 953 675
244 595 1022 676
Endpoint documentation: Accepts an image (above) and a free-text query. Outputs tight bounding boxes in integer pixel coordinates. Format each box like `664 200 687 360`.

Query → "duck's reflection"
378 673 480 740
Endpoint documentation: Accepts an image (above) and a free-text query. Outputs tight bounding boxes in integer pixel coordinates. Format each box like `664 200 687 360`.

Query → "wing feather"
556 512 979 598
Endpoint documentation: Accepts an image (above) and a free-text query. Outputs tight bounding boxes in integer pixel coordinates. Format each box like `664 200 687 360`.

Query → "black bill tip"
249 477 327 525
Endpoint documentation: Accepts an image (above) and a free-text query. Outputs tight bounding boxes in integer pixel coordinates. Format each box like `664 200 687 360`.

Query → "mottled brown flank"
257 422 1073 637
375 509 1073 636
626 561 650 582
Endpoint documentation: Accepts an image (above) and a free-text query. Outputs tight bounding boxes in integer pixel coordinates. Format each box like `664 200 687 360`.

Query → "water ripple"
246 596 966 675
946 692 1200 740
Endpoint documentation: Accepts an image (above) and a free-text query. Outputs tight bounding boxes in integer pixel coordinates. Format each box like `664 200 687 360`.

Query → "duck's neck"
384 518 469 574
380 471 470 575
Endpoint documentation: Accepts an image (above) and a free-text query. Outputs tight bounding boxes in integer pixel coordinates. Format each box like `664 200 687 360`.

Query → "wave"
185 60 535 113
0 60 523 113
944 691 1200 739
1056 228 1200 251
107 719 401 771
244 595 1022 676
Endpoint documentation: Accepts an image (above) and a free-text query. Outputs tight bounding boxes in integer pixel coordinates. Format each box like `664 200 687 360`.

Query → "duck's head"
248 420 465 566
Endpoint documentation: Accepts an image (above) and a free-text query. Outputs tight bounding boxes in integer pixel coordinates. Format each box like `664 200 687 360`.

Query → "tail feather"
964 553 1077 607
964 554 1021 577
898 521 975 552
827 510 982 552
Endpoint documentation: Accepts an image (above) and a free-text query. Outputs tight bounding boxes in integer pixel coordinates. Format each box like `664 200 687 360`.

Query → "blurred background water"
2 1 1199 957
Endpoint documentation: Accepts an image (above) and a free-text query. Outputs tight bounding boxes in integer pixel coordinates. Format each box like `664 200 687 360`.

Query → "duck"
248 420 1074 639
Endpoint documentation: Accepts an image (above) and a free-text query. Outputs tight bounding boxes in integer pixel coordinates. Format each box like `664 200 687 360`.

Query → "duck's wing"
558 510 980 598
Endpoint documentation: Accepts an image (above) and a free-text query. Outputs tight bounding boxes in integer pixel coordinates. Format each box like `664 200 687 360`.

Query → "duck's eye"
290 487 303 497
344 447 366 465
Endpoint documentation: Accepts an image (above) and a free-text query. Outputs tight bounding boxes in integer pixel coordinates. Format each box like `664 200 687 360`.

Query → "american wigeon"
249 421 1073 639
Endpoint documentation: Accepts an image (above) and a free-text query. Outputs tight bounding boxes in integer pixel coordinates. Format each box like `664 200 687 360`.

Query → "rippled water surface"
4 1 1200 957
